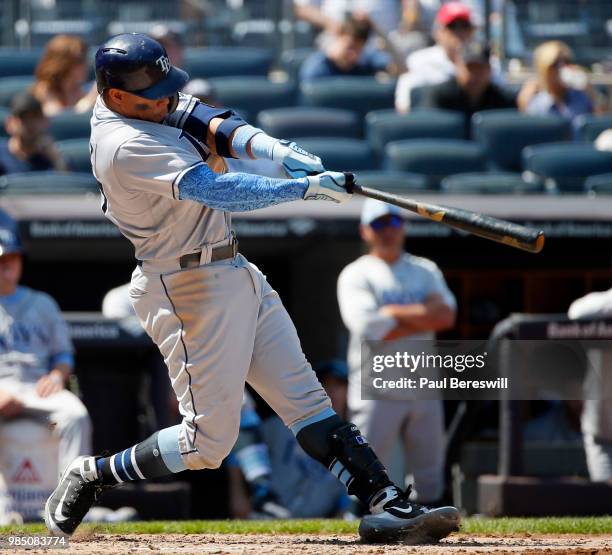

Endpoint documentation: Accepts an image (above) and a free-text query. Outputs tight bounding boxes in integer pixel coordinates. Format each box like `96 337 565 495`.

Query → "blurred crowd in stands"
0 0 611 524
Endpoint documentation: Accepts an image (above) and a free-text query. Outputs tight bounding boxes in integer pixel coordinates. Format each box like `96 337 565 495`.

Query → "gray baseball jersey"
90 94 231 261
337 253 455 502
92 93 331 472
0 286 73 383
337 253 457 382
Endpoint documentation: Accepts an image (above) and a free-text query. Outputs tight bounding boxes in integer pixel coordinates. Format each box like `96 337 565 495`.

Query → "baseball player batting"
44 33 460 544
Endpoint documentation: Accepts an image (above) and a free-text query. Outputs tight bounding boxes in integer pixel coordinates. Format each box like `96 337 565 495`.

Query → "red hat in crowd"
436 2 473 26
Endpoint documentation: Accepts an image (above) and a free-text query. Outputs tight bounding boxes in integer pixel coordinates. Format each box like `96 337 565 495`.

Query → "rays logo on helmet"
156 55 171 74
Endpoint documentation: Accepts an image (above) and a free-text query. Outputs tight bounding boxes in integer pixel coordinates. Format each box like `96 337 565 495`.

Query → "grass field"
3 518 612 554
2 516 612 536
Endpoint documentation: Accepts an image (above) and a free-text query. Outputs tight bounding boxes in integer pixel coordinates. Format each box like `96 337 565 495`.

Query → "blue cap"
360 198 404 226
0 209 22 256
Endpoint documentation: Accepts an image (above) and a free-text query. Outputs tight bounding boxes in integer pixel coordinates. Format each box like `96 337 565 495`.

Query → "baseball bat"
350 182 545 254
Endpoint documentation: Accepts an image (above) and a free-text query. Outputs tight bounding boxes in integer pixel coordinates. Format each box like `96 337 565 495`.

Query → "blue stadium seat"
210 78 298 122
0 48 42 78
56 139 91 173
385 139 487 187
300 77 396 119
354 170 430 194
0 171 98 195
0 77 35 108
257 107 361 140
409 84 434 109
232 19 277 49
184 47 274 78
294 138 379 171
49 111 92 141
440 172 544 194
280 48 316 81
522 143 612 193
575 114 612 142
472 110 572 171
365 109 466 156
584 173 612 194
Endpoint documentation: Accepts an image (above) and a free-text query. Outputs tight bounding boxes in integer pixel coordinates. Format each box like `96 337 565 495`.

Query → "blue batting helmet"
95 33 189 100
0 209 22 257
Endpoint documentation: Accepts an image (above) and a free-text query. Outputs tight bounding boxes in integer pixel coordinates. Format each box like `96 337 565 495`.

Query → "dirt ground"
11 533 612 555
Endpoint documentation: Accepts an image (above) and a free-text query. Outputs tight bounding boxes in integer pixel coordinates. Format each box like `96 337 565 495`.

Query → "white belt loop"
199 244 212 265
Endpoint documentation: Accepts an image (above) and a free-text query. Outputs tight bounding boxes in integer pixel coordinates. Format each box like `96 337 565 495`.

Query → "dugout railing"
476 313 612 516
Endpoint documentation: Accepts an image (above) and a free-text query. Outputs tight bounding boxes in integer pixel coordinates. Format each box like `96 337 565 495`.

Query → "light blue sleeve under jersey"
178 163 308 212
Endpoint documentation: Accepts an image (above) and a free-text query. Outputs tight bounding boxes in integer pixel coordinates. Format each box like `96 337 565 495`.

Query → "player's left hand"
272 140 325 178
304 171 354 202
36 370 65 398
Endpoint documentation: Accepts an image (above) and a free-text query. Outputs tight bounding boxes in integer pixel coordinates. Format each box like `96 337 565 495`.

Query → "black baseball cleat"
359 485 460 544
44 456 108 537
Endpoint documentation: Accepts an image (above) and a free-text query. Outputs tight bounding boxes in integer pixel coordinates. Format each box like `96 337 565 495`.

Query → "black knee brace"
296 415 392 505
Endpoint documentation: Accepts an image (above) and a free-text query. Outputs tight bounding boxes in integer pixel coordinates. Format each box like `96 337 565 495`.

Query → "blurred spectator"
300 17 393 82
568 289 612 482
337 200 456 503
595 130 612 152
517 41 594 127
0 209 91 475
150 25 185 68
293 0 405 40
314 359 348 419
32 35 96 116
0 93 66 176
395 2 475 112
423 40 515 133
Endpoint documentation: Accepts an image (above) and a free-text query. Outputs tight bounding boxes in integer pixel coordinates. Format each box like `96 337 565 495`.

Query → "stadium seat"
293 138 379 171
49 111 92 141
365 109 466 156
384 139 487 187
300 77 396 119
584 173 612 194
210 78 298 122
353 170 430 194
522 143 612 193
0 171 98 195
184 47 274 78
232 19 277 49
472 110 572 171
0 48 41 78
409 84 434 109
56 139 92 173
257 107 361 140
0 77 35 108
280 48 316 80
440 172 545 194
575 114 612 142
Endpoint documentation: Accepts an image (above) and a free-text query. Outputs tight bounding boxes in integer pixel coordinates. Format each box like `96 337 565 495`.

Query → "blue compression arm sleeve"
178 163 308 212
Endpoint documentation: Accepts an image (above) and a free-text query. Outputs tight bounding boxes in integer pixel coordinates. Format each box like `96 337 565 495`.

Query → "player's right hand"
304 171 354 203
